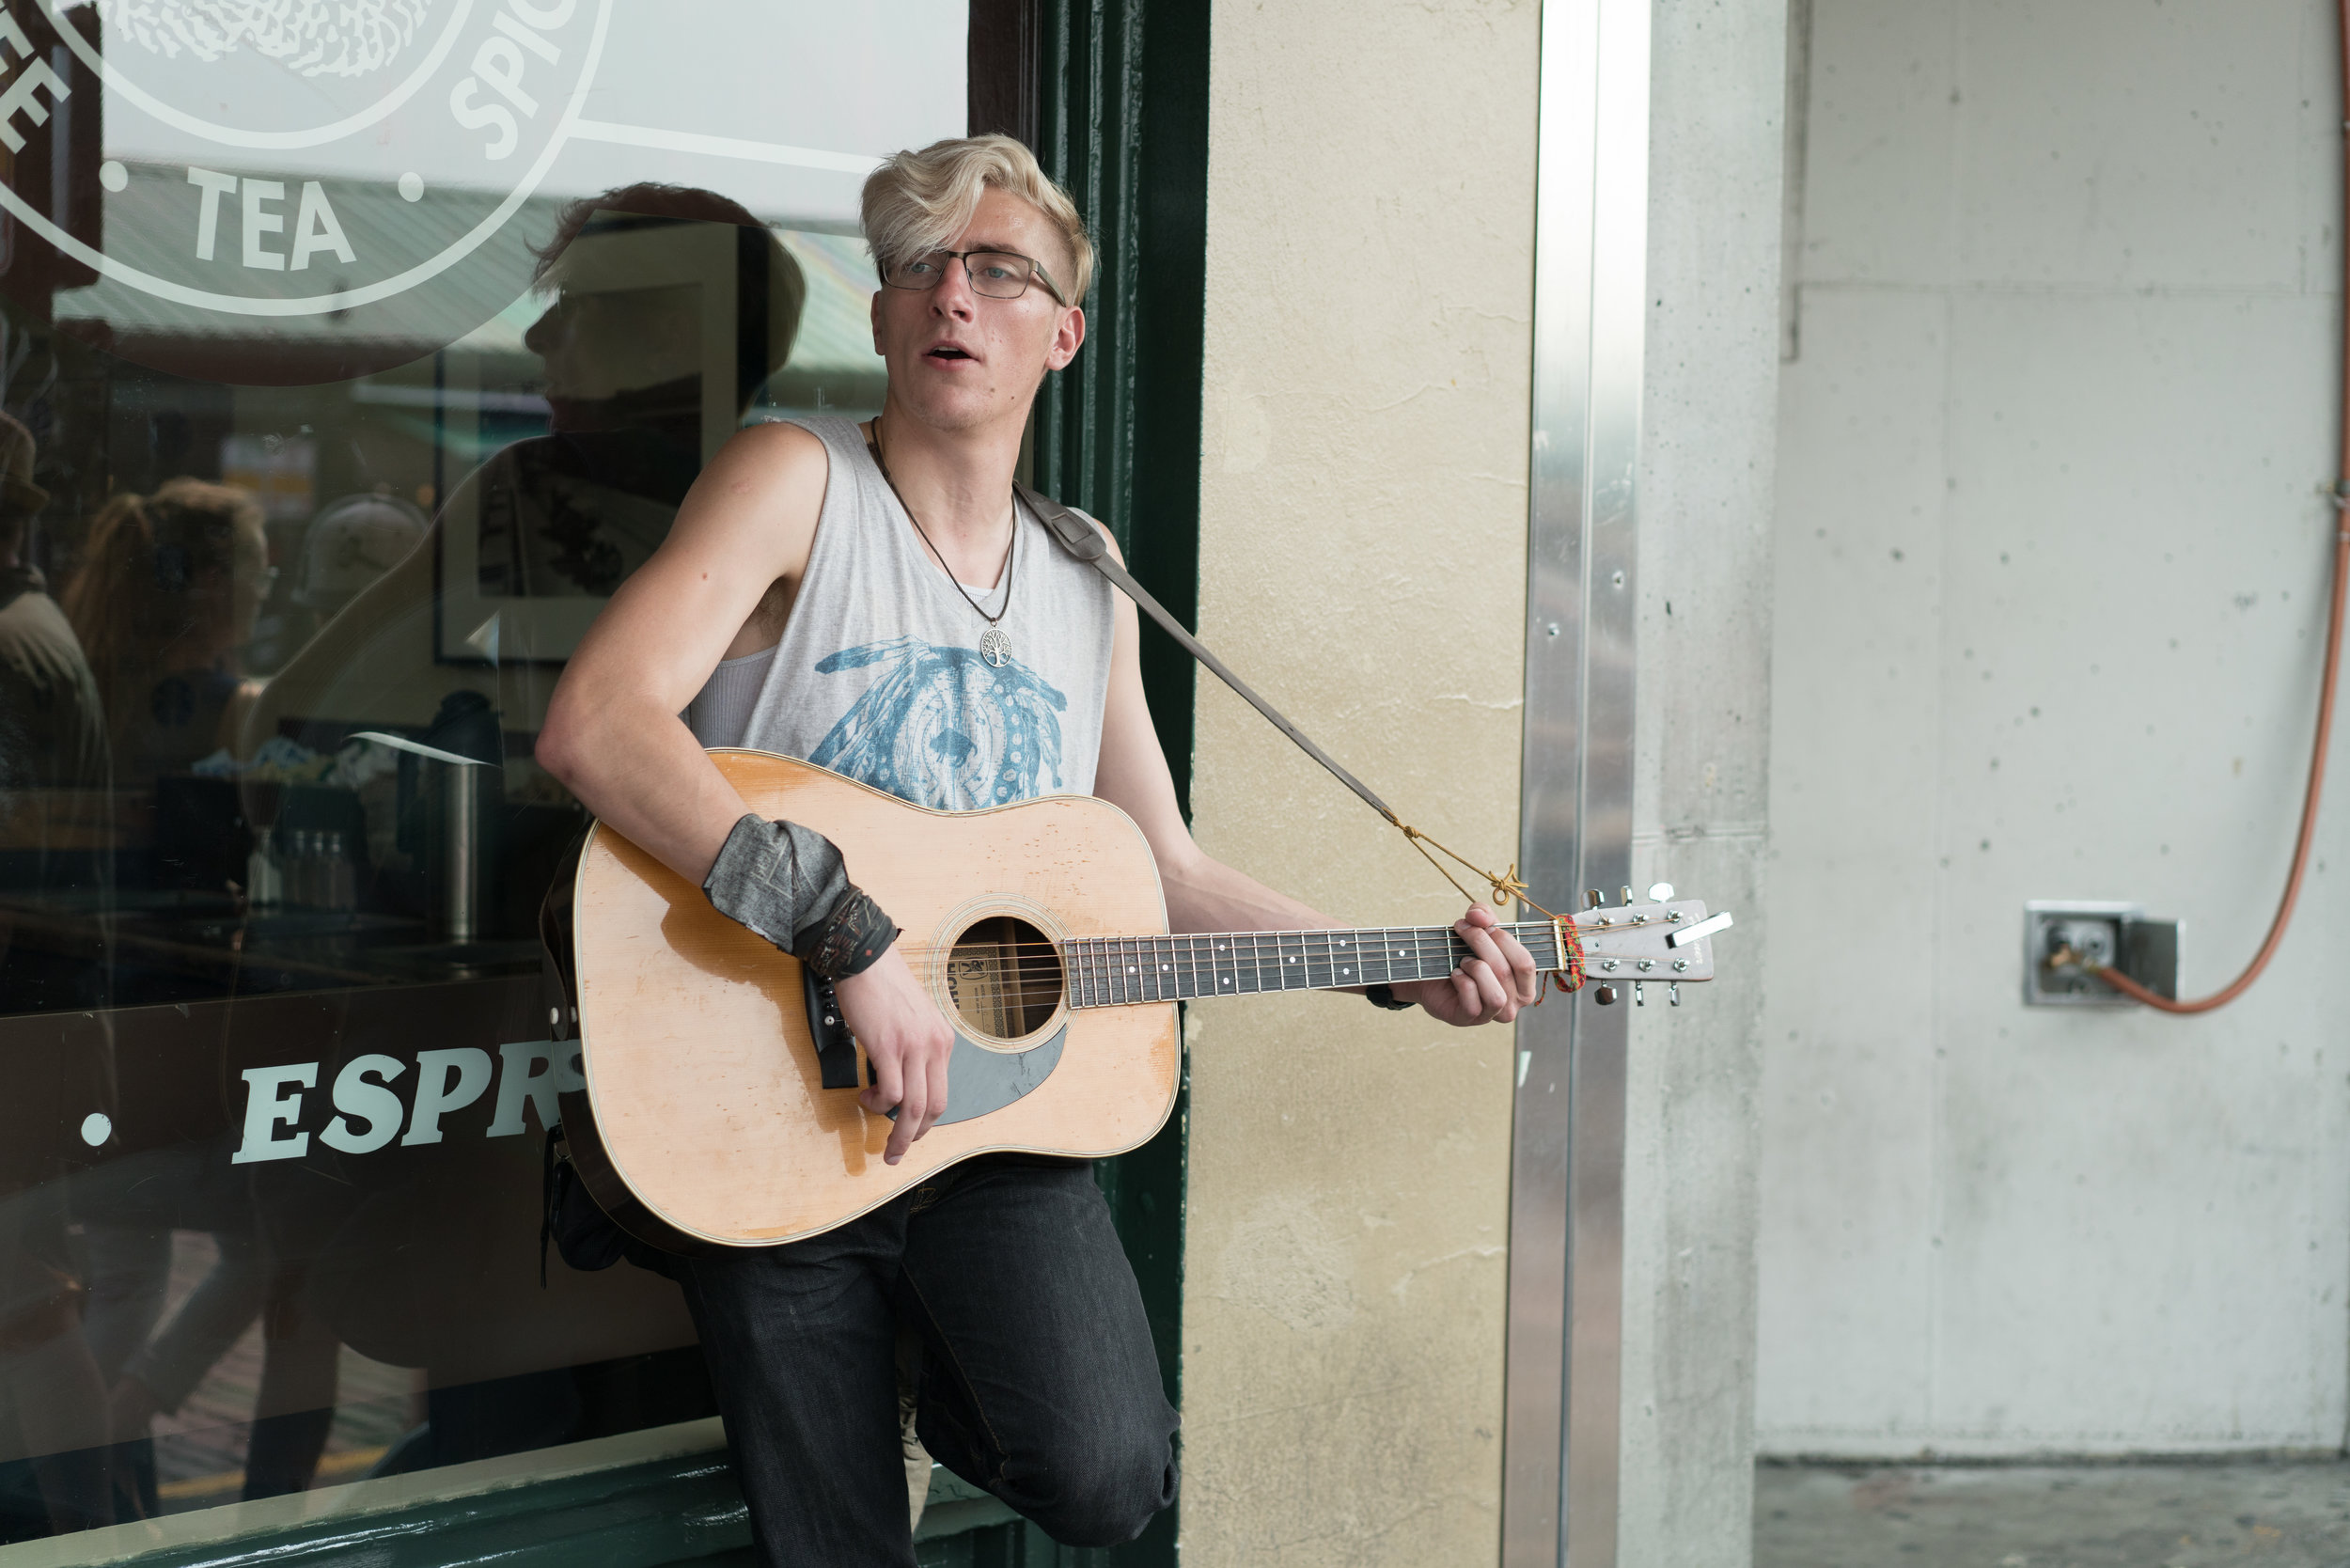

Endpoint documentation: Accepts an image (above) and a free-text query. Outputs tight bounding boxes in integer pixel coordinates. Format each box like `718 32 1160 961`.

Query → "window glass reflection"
0 0 964 1542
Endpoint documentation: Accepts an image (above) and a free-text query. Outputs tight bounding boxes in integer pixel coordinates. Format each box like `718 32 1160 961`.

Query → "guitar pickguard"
932 1027 1065 1126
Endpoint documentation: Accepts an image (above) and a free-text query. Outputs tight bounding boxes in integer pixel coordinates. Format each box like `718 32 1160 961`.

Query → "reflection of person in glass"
470 186 807 608
537 134 1545 1562
474 248 710 599
212 186 806 1483
0 414 106 799
275 489 428 660
244 182 806 770
62 480 270 785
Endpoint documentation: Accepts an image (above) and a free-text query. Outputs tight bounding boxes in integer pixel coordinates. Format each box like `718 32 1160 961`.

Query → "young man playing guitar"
537 135 1542 1564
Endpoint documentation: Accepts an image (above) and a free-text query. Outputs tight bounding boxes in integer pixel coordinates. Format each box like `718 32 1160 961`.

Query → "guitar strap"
1013 483 1541 917
1012 483 1403 826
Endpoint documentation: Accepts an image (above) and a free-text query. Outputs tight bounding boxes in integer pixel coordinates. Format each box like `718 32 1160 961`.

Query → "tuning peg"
1668 982 1683 1007
1585 889 1604 910
1647 882 1674 902
1593 983 1619 1006
1620 886 1633 906
1633 981 1645 1007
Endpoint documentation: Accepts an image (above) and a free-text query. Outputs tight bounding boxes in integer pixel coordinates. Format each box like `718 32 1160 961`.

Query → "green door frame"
1008 5 1210 1562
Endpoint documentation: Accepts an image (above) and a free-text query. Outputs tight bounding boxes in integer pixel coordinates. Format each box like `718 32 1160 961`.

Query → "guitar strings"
897 933 1544 976
893 923 1584 999
896 924 1561 956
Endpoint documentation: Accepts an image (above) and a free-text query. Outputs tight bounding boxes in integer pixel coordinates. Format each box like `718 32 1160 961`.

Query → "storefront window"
0 1 963 1543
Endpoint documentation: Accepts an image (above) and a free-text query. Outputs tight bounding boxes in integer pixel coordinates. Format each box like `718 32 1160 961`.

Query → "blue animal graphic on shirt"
810 636 1067 808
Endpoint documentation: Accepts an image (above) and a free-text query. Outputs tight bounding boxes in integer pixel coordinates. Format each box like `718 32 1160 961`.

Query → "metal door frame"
1504 0 1651 1562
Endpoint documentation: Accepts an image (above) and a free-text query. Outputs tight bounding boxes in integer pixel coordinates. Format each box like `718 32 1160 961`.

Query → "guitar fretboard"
1063 922 1571 1008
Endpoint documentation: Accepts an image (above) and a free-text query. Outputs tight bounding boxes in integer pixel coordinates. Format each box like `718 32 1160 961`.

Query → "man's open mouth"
926 345 976 361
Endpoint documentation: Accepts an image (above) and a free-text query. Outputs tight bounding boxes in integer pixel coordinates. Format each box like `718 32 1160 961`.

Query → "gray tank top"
684 416 1116 808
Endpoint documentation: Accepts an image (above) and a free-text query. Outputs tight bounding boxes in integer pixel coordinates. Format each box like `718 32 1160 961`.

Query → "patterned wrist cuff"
807 886 900 980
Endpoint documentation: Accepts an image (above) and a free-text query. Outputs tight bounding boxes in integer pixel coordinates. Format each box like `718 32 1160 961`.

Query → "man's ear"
1044 306 1087 372
870 290 885 356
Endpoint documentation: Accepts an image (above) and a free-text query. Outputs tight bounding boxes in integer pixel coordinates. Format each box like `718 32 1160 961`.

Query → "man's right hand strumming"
833 948 955 1164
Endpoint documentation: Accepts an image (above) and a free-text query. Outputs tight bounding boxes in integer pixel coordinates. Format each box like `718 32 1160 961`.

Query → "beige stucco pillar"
1183 2 1541 1561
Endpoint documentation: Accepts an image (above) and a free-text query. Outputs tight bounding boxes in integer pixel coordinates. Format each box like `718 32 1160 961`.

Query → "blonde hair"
861 134 1093 304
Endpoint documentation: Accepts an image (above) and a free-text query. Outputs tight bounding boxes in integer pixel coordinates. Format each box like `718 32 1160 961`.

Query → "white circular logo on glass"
98 0 439 79
0 0 609 318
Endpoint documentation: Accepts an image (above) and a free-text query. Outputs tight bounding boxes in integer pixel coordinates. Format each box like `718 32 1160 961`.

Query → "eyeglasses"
882 248 1069 306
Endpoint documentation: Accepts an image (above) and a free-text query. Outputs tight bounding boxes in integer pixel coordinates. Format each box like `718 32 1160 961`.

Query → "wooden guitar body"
563 750 1179 1251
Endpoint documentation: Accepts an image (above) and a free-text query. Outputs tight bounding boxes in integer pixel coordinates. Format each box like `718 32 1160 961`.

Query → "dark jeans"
677 1155 1178 1566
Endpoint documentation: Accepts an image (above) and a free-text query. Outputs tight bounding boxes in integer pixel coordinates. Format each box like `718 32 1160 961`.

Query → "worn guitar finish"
562 749 1721 1250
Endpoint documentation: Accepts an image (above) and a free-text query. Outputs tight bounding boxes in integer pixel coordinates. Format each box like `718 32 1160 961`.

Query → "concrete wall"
1185 0 1784 1560
1183 0 1539 1560
1623 0 1787 1559
1762 0 2350 1456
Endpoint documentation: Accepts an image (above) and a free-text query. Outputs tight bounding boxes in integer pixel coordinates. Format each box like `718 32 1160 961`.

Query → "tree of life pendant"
979 626 1012 667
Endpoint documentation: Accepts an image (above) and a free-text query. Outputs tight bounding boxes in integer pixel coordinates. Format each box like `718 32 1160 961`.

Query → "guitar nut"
1637 960 1653 972
1601 959 1619 971
1671 959 1689 972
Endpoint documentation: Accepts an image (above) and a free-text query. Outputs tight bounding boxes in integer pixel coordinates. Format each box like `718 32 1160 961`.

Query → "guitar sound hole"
946 916 1063 1040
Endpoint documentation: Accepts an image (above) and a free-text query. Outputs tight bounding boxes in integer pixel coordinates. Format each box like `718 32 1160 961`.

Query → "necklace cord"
867 417 1017 631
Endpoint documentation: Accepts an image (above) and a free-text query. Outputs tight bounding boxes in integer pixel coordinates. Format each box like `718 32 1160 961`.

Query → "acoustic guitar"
556 749 1729 1250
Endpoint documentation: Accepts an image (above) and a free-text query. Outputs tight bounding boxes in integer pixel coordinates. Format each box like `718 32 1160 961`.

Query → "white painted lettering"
492 11 560 63
449 78 517 160
321 1054 406 1154
290 181 355 270
0 58 68 154
241 178 286 271
505 0 577 27
187 166 238 261
402 1046 493 1145
231 1063 318 1164
487 1040 584 1136
471 37 539 116
0 13 34 66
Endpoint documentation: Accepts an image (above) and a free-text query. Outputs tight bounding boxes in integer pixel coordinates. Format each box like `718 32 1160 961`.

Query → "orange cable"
2092 0 2350 1011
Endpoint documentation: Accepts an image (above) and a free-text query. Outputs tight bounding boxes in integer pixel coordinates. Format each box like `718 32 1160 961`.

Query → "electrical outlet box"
2023 902 2180 1006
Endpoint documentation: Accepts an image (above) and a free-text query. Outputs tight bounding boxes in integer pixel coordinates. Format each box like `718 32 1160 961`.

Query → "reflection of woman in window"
62 480 271 784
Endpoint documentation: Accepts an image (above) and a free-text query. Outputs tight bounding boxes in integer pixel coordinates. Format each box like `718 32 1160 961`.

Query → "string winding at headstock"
1536 881 1734 1007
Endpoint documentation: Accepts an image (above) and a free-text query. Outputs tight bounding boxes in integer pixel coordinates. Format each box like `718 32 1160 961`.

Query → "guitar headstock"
1538 883 1733 1001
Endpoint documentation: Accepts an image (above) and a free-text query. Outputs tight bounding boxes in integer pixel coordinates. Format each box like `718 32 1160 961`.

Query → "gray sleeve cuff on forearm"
703 814 900 978
702 813 854 956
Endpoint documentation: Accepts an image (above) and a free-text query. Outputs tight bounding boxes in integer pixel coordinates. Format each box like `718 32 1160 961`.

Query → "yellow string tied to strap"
1389 821 1583 998
1394 822 1543 917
